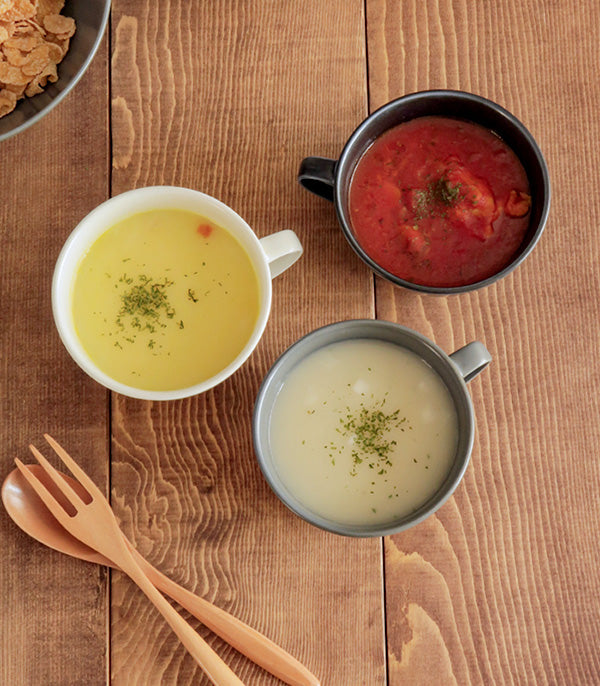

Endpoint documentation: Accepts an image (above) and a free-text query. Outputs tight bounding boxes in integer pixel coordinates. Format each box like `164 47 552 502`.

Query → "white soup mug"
52 186 303 400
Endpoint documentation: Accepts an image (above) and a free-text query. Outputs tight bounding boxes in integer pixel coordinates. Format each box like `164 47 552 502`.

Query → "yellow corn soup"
72 209 260 391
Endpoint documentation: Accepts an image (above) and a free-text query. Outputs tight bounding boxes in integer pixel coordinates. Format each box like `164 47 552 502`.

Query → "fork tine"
44 434 104 501
14 458 75 527
28 444 88 511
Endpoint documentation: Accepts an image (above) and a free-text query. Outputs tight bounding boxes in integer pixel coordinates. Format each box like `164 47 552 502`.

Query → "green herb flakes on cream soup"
72 209 260 391
268 339 459 526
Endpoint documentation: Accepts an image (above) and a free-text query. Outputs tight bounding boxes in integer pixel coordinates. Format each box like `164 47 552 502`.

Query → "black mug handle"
298 157 337 202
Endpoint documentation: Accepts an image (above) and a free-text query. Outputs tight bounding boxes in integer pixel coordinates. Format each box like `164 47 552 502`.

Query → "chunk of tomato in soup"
348 116 531 287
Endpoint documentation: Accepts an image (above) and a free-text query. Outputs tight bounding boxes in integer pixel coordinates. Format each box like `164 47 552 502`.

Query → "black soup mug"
298 90 551 294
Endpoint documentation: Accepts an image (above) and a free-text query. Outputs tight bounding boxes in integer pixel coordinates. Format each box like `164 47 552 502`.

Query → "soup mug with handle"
299 89 550 294
52 186 303 400
253 319 491 537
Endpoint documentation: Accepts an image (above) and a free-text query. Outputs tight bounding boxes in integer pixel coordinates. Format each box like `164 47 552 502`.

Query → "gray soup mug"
253 320 491 537
298 90 551 294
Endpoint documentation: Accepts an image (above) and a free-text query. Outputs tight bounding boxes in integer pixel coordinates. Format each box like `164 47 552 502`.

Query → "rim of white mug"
52 187 273 400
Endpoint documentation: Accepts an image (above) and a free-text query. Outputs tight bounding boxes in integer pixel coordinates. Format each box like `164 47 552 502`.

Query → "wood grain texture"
366 1 600 684
109 2 383 684
3 1 599 684
0 38 110 686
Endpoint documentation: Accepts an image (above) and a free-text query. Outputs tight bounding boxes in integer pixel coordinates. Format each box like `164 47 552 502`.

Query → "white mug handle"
259 230 303 278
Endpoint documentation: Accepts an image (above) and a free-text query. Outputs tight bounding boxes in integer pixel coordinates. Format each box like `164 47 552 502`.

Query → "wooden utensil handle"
117 548 245 686
143 559 320 686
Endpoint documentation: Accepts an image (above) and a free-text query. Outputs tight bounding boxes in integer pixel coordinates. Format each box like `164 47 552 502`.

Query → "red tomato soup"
348 116 531 287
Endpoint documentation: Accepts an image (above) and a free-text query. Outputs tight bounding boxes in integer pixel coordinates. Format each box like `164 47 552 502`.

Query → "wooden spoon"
1 465 320 686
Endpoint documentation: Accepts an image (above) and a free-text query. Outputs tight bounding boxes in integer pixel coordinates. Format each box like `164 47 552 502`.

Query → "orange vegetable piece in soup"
505 189 532 218
197 223 213 237
444 165 499 240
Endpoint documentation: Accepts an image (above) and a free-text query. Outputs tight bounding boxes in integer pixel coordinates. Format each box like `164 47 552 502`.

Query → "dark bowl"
0 0 110 142
299 90 551 295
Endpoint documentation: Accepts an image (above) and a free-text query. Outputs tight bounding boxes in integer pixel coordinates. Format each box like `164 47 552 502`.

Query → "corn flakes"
36 0 63 20
42 12 73 35
0 0 35 22
0 86 16 115
0 0 75 118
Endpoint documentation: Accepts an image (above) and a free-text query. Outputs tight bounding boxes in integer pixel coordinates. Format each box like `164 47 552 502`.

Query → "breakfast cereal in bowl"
0 0 75 118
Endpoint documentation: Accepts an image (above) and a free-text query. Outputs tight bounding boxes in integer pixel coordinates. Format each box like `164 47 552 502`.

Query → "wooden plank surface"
366 1 600 684
2 1 600 685
0 39 110 686
109 1 383 684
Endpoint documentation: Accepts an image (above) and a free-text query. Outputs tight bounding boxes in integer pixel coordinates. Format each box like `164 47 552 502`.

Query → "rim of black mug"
332 89 551 295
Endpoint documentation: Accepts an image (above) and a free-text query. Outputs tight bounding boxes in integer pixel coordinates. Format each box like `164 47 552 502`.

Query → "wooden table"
2 1 599 684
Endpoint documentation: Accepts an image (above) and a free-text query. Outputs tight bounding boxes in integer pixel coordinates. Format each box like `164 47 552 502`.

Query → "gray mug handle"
298 157 336 201
450 341 491 383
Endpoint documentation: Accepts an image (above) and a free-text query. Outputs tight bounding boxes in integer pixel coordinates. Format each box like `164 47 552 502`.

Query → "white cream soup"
268 338 459 526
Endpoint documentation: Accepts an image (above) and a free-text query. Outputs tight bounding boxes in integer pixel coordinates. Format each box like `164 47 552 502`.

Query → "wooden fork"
15 434 245 686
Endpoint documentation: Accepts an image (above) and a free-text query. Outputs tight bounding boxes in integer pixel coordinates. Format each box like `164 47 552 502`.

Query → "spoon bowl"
2 465 111 566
